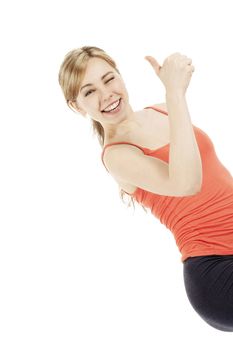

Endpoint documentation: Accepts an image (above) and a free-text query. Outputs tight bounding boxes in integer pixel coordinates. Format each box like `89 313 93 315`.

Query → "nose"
100 86 113 98
100 89 114 106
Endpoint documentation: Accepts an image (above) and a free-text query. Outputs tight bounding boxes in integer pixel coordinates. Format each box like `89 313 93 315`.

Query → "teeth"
104 99 120 112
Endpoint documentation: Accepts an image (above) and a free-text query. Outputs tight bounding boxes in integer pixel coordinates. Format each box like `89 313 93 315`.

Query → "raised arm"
166 92 202 193
145 53 202 193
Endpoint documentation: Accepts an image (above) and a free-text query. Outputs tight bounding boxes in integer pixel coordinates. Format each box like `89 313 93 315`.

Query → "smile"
102 99 122 114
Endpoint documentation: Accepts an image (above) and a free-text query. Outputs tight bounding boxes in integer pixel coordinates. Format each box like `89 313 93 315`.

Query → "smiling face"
71 57 136 141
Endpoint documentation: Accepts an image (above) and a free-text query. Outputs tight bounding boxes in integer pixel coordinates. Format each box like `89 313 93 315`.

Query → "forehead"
82 57 113 82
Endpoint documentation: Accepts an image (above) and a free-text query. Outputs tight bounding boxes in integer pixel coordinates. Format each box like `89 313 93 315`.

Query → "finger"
145 56 162 75
187 65 195 73
189 64 195 71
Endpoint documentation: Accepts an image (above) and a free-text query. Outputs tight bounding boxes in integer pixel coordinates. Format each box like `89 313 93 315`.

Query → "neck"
103 111 142 145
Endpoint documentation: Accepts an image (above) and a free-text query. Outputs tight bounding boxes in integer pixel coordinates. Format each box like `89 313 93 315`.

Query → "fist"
145 52 195 95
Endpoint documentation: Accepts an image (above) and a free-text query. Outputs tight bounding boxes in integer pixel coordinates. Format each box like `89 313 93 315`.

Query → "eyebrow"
80 71 114 91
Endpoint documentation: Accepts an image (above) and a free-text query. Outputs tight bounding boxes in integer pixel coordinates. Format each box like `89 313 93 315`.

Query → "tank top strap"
144 105 168 115
101 105 167 172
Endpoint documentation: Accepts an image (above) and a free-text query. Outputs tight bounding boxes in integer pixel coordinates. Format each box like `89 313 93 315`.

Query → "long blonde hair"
58 45 147 212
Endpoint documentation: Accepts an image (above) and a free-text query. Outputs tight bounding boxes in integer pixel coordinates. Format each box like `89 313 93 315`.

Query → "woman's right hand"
144 53 195 95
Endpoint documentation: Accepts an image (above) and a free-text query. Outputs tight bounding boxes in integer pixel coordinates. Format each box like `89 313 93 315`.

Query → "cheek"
115 81 127 93
119 79 128 90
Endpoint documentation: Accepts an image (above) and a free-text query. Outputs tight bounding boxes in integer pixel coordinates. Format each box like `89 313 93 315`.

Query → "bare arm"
145 53 203 193
166 92 203 192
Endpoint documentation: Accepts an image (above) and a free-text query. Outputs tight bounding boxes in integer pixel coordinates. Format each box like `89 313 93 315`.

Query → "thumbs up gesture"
145 53 195 95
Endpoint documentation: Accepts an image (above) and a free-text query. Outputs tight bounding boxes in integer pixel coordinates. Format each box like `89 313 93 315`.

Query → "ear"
68 100 87 117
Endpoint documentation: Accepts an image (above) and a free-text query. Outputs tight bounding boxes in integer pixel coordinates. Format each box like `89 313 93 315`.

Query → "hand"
144 52 195 95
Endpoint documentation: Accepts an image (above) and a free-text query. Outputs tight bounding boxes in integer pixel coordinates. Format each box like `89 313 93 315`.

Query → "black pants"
183 254 233 332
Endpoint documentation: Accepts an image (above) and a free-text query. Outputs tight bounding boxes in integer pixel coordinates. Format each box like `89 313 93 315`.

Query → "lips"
102 99 120 112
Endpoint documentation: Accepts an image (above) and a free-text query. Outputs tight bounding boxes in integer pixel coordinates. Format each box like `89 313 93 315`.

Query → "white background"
1 0 233 348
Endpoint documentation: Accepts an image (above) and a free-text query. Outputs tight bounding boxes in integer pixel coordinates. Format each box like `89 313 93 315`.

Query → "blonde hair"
58 45 147 213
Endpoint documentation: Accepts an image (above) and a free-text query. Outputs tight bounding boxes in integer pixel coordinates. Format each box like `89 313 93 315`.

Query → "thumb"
145 56 161 75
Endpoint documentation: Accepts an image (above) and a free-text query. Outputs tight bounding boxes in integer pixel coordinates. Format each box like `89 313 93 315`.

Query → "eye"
106 77 115 83
84 77 115 97
85 89 94 97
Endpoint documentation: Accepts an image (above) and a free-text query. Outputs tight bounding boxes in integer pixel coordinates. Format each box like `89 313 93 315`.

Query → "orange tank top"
101 105 233 262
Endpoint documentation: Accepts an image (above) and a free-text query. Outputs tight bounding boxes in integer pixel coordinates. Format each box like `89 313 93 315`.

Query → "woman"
58 46 233 332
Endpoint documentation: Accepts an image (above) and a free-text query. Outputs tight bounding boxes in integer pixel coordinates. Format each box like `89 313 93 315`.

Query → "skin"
68 57 143 142
68 54 194 142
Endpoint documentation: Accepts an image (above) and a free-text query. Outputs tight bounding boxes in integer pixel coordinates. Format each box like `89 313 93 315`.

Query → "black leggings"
183 254 233 332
